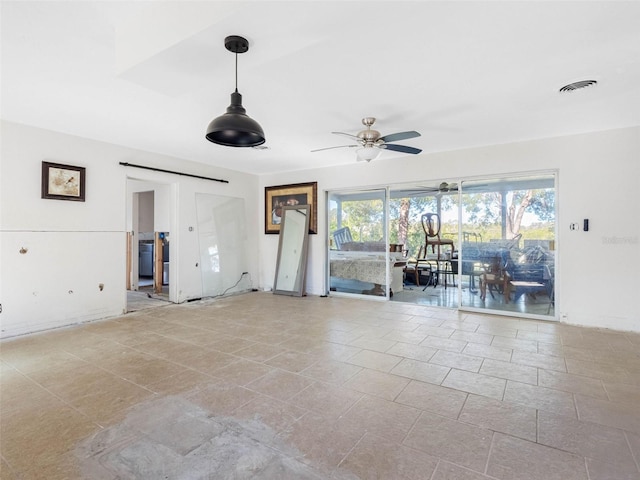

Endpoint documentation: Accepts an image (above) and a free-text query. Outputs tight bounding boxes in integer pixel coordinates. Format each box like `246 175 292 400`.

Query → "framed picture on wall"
265 181 317 234
41 161 86 202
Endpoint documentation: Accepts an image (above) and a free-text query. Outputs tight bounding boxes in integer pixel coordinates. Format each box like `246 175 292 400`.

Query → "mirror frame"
273 205 310 296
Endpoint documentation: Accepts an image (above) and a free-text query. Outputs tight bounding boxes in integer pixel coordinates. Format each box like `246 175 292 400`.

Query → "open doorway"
126 182 172 312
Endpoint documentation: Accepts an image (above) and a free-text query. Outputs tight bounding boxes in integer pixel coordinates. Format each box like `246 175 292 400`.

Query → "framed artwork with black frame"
41 161 86 202
265 181 317 234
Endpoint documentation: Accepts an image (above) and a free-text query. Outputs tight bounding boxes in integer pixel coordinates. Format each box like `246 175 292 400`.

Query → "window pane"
459 174 556 317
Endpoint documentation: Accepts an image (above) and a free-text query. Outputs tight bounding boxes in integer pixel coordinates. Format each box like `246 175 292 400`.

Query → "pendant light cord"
235 52 238 93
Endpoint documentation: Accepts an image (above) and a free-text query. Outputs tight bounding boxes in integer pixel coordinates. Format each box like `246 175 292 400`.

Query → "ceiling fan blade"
382 144 422 155
332 131 361 141
311 144 359 152
379 131 421 143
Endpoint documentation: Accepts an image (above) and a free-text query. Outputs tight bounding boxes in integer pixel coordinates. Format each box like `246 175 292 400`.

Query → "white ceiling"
2 1 639 175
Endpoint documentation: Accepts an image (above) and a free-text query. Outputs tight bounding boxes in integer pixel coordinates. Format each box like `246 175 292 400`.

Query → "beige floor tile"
537 410 636 468
391 358 451 384
177 348 240 375
323 329 363 345
449 330 494 346
279 335 329 355
504 380 576 417
288 382 363 419
476 324 518 338
559 345 597 362
246 368 315 401
516 330 561 344
341 394 421 444
345 349 403 372
1 347 87 376
538 369 607 399
233 342 288 362
575 394 640 434
414 325 456 338
1 403 98 474
186 379 259 415
348 337 397 353
160 327 226 347
459 394 537 441
301 359 362 385
410 314 447 327
627 431 640 465
432 461 496 480
403 412 493 472
343 368 410 401
0 371 64 416
386 342 437 362
442 369 506 400
395 380 468 419
31 363 154 425
585 458 640 480
565 357 630 381
210 358 274 386
339 432 438 480
441 318 481 332
479 358 538 384
127 332 204 358
1 457 19 480
462 343 512 362
145 369 214 395
95 349 188 387
263 350 319 373
279 411 364 473
13 450 83 480
207 335 257 353
487 433 588 480
309 342 362 361
491 336 538 353
604 382 640 405
382 329 428 345
3 293 640 479
536 341 565 357
430 350 484 373
233 394 307 434
421 336 468 353
348 325 394 339
511 350 567 372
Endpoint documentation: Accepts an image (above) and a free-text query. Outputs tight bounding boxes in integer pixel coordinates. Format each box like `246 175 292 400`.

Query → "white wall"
259 127 640 333
2 121 637 335
0 121 259 337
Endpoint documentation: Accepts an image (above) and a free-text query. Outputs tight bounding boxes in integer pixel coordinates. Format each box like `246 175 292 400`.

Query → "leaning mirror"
273 205 310 296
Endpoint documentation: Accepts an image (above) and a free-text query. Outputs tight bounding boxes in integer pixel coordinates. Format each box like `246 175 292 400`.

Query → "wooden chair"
421 213 455 260
479 251 510 301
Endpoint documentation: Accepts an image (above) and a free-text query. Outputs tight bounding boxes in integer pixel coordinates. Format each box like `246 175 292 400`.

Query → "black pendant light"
206 35 265 147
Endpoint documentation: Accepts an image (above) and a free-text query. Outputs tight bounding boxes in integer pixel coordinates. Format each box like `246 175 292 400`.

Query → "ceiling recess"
559 80 598 93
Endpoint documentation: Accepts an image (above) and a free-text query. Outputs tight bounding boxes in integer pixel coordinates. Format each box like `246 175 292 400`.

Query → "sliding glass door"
388 185 459 306
459 174 556 317
326 172 557 319
328 189 396 298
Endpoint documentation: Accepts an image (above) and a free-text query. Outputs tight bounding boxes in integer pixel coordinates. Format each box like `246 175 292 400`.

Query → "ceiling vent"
559 80 598 93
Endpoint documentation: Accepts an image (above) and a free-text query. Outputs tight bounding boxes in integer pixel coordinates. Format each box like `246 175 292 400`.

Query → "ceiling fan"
419 181 459 193
311 117 422 162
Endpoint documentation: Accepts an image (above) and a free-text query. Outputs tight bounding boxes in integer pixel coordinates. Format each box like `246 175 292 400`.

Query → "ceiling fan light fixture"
356 146 381 162
206 35 265 148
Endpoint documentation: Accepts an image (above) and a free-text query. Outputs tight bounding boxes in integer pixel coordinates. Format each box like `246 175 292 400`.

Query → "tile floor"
1 292 639 479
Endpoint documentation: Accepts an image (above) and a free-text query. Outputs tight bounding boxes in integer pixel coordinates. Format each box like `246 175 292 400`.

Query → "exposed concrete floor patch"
77 395 353 479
